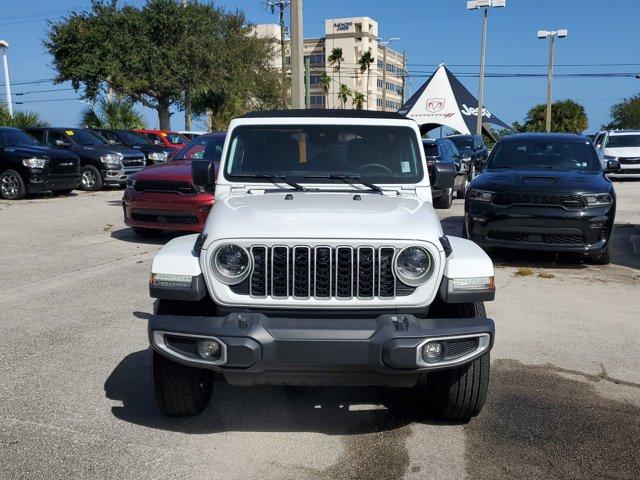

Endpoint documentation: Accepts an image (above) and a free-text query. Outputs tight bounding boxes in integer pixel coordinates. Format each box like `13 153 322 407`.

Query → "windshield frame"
0 128 40 147
222 123 424 186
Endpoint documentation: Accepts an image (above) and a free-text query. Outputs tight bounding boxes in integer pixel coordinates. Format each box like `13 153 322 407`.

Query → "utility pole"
304 56 310 108
401 51 406 105
378 37 399 111
538 29 568 132
0 40 13 117
263 1 290 106
467 0 506 136
289 0 304 108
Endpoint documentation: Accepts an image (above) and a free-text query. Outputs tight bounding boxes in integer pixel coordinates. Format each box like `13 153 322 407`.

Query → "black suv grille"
488 231 584 245
619 157 640 165
134 180 198 195
493 192 585 209
131 212 198 224
122 156 145 168
243 245 414 300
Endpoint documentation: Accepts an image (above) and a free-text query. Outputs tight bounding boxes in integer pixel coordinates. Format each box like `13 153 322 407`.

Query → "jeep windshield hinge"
440 236 453 257
192 233 208 256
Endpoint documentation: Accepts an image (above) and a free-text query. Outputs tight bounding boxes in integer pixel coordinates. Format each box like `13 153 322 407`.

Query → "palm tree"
319 72 331 108
0 104 49 128
80 97 145 129
338 84 352 109
328 47 344 108
358 49 374 105
352 91 366 110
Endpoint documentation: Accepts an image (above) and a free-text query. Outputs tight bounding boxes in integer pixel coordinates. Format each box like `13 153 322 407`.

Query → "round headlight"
212 244 251 284
394 246 433 286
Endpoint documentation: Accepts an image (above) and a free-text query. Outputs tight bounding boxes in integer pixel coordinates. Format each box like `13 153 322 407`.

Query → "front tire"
80 165 103 191
0 170 26 200
590 242 611 265
153 350 214 416
455 176 468 199
434 188 453 209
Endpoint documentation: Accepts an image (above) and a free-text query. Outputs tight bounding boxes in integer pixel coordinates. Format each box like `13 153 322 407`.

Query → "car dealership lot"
0 185 638 479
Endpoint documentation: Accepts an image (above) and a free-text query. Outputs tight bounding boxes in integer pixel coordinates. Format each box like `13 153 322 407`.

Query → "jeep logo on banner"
460 103 493 119
426 98 445 113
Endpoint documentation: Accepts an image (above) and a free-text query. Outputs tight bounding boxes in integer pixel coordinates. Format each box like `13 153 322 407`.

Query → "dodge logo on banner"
426 98 445 113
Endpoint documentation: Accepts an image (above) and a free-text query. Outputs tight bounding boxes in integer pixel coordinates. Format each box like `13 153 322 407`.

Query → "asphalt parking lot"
1 183 639 480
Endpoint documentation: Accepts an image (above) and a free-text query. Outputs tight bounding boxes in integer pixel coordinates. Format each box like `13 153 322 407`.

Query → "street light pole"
0 40 13 117
467 0 506 136
378 37 399 112
538 29 567 132
289 0 304 109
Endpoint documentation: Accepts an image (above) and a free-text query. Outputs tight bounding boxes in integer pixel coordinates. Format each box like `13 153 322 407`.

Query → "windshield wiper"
303 174 383 194
228 173 306 191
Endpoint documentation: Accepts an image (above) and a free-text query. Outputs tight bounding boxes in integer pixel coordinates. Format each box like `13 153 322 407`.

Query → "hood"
132 160 194 182
75 144 143 157
204 191 443 242
132 143 172 154
2 144 77 160
602 146 640 157
471 168 611 193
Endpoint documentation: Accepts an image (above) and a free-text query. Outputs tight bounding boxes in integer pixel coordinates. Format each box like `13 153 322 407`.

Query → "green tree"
0 104 49 128
319 72 331 106
328 47 344 108
338 84 352 109
358 49 374 101
352 91 365 110
79 97 145 129
605 93 640 129
45 0 276 130
523 100 588 133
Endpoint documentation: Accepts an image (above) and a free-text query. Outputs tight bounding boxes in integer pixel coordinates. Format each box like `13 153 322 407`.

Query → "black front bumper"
465 201 615 254
149 312 494 387
26 172 80 193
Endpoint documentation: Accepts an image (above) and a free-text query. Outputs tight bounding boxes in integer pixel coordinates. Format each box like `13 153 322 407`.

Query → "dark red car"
133 129 190 150
122 132 225 236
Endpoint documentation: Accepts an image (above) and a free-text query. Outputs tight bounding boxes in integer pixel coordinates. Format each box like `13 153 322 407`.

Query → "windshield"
164 132 188 145
118 131 151 146
224 125 423 185
174 135 225 161
0 128 39 147
69 129 107 146
449 136 474 152
488 139 599 171
423 142 438 157
604 134 640 148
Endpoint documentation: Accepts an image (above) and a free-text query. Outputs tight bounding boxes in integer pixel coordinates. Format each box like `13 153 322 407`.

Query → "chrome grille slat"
293 246 311 298
314 246 332 299
271 246 289 298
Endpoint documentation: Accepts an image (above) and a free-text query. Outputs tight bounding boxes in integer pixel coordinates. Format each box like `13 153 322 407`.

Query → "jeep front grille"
240 245 414 300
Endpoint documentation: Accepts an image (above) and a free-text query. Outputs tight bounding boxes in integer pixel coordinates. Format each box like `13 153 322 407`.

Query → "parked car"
593 130 640 178
464 132 619 264
447 134 489 176
133 129 189 150
0 127 80 200
90 128 172 165
423 138 456 209
25 127 146 191
179 130 207 140
122 132 226 237
147 109 495 422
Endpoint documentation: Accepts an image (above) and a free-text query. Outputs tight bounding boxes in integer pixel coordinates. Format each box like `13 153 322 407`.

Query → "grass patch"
538 271 555 279
514 267 534 277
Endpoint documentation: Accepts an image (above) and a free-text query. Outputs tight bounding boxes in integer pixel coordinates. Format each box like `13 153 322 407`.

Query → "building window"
377 59 384 69
376 98 383 107
376 79 383 89
310 75 321 86
304 53 325 65
310 95 326 105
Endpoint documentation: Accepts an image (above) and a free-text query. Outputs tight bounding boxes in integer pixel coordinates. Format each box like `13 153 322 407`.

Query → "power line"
15 97 82 105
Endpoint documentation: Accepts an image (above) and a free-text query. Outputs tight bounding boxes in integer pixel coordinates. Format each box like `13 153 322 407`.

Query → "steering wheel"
356 163 393 175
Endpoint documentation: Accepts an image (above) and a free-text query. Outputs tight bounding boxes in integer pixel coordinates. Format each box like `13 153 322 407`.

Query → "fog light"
197 339 221 359
422 342 443 362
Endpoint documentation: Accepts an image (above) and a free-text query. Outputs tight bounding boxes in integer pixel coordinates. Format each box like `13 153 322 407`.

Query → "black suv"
0 127 80 200
25 128 146 191
90 129 172 166
448 134 489 177
464 133 620 264
423 138 471 208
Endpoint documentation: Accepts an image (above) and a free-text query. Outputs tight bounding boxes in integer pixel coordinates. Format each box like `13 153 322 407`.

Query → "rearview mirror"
606 159 621 172
432 161 456 190
192 160 215 192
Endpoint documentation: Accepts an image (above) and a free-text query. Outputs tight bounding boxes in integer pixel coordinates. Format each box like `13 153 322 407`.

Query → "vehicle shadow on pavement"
104 349 462 436
110 227 186 245
465 359 640 479
611 223 640 270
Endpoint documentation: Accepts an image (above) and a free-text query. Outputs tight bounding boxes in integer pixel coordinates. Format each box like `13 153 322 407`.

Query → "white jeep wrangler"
148 110 496 421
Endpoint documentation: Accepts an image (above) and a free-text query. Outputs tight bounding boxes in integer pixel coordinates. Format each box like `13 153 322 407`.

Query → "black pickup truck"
0 127 80 200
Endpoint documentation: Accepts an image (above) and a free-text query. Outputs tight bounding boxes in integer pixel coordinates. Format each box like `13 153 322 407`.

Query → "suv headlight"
100 153 123 166
466 188 495 202
581 192 613 207
148 151 169 163
22 157 48 169
394 246 434 287
212 244 251 284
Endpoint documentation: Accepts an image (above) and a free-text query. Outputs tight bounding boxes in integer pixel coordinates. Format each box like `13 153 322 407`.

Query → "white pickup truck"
147 110 496 421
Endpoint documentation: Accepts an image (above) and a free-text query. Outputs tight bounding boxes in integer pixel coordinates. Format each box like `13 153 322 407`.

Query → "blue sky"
1 0 638 132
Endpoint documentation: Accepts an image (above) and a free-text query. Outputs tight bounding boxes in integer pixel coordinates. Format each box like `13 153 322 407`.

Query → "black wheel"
590 242 611 265
153 350 214 416
462 217 469 239
434 188 453 209
52 189 73 196
455 176 468 199
0 169 26 200
419 302 490 422
80 165 103 191
132 226 164 237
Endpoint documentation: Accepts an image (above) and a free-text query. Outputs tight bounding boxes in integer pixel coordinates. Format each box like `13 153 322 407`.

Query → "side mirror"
432 161 455 190
54 139 71 148
606 159 621 172
192 160 215 192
